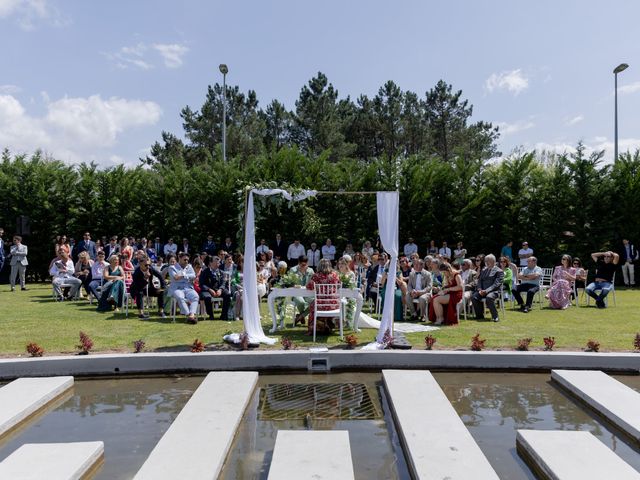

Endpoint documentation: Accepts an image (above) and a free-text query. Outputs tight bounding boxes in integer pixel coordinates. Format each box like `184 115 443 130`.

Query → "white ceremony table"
267 287 364 333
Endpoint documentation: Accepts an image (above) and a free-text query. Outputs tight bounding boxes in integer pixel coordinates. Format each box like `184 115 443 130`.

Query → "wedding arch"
239 188 399 348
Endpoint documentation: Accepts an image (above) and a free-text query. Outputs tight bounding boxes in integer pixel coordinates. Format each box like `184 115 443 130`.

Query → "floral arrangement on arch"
339 273 356 289
275 271 302 288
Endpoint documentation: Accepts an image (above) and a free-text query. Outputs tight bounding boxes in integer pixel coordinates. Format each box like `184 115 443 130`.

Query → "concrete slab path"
133 371 258 480
517 430 640 479
382 369 499 480
0 441 104 480
552 369 640 441
268 430 355 480
0 376 73 438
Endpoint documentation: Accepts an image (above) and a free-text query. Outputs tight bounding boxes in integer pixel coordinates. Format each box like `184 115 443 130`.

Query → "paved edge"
382 369 499 480
267 430 355 480
1 351 639 380
133 371 258 480
516 430 640 480
0 376 74 437
552 369 640 442
0 441 104 480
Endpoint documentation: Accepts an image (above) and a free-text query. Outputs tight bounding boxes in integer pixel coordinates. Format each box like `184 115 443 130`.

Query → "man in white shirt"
164 238 178 257
406 259 432 320
321 238 336 264
256 238 270 257
438 241 451 260
88 251 109 299
50 248 82 300
307 242 321 269
518 241 533 267
287 239 305 267
403 237 418 257
168 252 199 323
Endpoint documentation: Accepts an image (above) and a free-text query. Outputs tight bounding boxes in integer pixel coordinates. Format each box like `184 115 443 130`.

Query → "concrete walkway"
382 369 499 480
552 369 640 441
0 441 104 480
0 376 73 438
133 371 258 480
517 430 640 479
268 430 355 480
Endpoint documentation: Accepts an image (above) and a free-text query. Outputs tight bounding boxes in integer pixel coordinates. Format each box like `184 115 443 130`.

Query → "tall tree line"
1 73 638 279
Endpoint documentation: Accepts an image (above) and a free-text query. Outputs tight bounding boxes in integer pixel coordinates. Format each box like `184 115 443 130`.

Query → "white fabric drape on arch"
375 191 399 343
241 188 316 344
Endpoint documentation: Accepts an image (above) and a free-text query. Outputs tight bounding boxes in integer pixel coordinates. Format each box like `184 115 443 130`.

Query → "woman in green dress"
97 255 125 312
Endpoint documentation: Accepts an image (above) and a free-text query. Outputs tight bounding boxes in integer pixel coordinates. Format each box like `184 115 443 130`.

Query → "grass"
1 283 640 355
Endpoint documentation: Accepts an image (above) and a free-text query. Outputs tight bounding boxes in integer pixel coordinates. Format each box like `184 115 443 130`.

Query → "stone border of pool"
0 350 639 380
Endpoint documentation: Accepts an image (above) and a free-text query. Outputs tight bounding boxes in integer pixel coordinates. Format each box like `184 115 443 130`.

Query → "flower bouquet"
339 273 356 289
275 271 301 288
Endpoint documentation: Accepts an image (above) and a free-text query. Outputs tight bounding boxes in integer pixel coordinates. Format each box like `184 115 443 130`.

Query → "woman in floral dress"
337 256 356 329
306 259 340 335
548 254 576 309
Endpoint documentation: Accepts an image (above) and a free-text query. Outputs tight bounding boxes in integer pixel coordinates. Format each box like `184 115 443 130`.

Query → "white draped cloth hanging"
232 188 400 347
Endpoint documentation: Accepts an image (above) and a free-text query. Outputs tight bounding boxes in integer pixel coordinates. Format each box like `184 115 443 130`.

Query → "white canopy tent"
239 188 399 348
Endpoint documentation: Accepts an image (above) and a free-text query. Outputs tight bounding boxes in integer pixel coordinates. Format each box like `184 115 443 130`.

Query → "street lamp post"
219 64 228 162
613 63 629 162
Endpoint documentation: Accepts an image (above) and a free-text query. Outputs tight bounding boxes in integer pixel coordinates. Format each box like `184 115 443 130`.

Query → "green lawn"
1 283 639 355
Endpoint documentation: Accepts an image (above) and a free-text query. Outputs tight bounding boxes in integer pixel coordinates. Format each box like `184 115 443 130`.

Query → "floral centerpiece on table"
339 273 356 289
275 271 301 288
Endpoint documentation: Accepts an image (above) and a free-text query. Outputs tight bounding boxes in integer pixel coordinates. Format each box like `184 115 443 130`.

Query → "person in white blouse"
50 247 82 300
168 253 199 323
287 239 305 267
321 238 336 264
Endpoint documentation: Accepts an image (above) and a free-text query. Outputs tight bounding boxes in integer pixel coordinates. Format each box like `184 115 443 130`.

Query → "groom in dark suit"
471 254 504 322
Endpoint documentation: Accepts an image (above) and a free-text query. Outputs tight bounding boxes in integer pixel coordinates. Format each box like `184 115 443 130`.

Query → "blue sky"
1 0 639 166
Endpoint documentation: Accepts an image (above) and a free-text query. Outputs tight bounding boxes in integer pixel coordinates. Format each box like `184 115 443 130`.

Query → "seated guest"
353 251 369 289
513 257 542 312
120 253 134 292
499 256 513 299
222 254 236 289
192 257 203 295
337 256 357 327
406 258 432 321
586 250 619 308
379 262 406 322
361 240 374 260
471 254 504 322
88 251 108 300
453 242 467 267
403 237 418 256
429 262 463 325
50 247 82 300
427 240 438 255
573 258 587 291
202 234 217 256
430 257 442 288
343 243 356 258
232 255 244 321
130 254 166 318
365 253 387 302
399 256 412 282
96 255 125 312
256 262 269 299
74 251 93 297
145 239 158 262
460 259 478 300
163 238 177 257
199 255 231 320
55 235 70 257
132 248 146 268
287 239 306 267
547 254 576 310
306 259 340 336
168 252 199 323
472 255 485 274
291 256 315 325
438 241 451 261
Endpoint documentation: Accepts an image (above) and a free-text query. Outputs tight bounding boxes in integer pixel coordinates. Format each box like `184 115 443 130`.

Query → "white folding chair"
313 283 344 342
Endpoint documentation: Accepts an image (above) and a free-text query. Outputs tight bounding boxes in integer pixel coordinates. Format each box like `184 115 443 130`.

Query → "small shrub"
190 338 205 353
543 336 556 351
77 332 94 355
26 342 44 357
239 332 250 351
634 333 640 351
133 339 145 354
281 336 294 350
585 339 600 352
344 334 358 349
470 333 486 351
516 338 533 351
424 334 437 350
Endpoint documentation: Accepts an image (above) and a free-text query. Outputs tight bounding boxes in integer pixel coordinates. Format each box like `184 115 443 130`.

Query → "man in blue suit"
74 232 98 261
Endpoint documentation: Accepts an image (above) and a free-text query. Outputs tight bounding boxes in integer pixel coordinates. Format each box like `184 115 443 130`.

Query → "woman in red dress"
306 258 340 335
428 262 463 325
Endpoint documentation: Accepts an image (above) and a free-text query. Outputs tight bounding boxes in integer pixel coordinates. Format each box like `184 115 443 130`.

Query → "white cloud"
497 120 535 136
0 0 70 30
0 93 162 164
0 84 21 94
619 81 640 95
565 115 584 126
105 41 189 70
485 69 529 96
530 136 640 163
153 43 189 68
